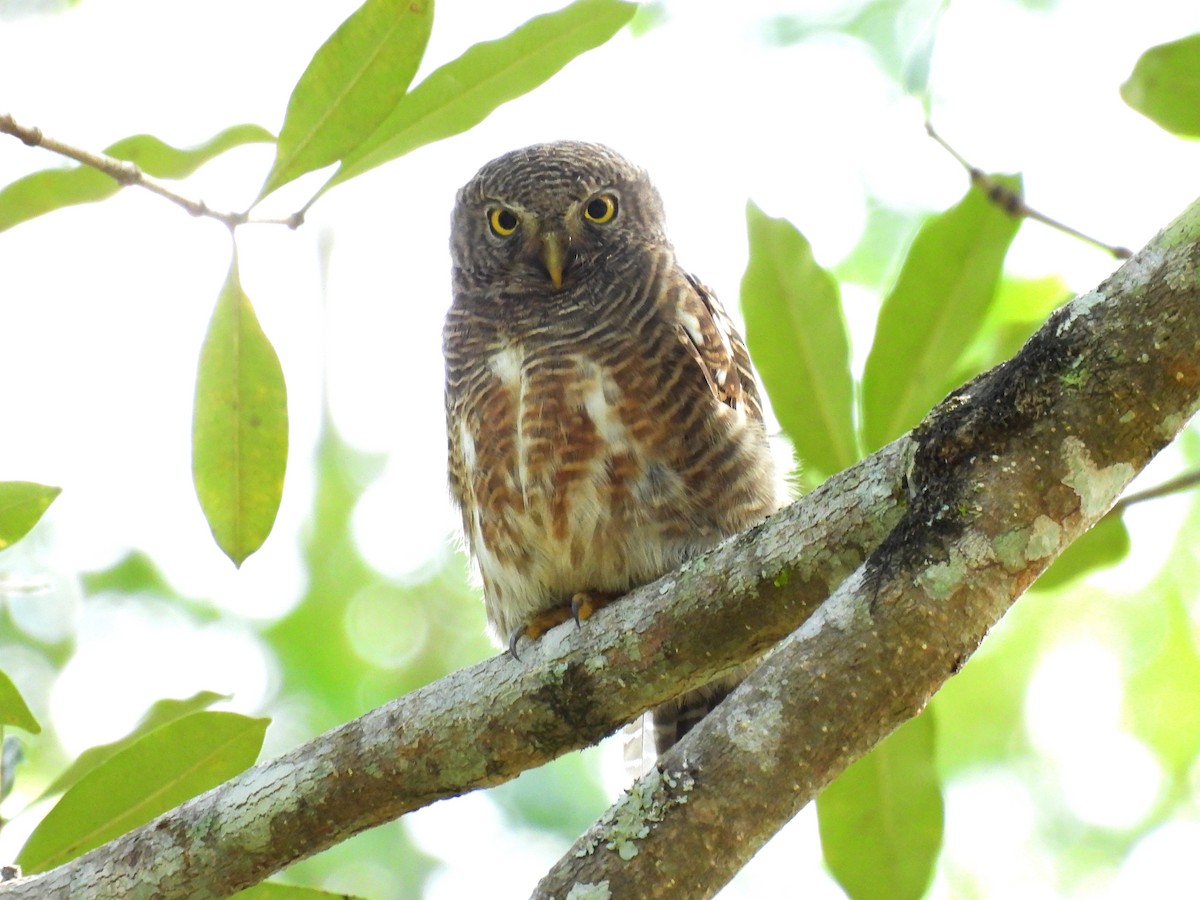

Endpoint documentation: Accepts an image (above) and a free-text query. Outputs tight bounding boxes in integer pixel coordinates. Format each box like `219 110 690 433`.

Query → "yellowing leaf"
192 254 289 566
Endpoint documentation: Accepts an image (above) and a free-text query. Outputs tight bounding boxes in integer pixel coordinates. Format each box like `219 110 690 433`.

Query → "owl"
444 141 781 754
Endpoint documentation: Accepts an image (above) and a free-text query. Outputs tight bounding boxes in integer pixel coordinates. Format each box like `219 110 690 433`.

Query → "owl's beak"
540 232 567 289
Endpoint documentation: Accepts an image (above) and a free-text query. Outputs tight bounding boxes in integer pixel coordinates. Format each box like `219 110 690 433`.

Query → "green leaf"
0 669 41 734
1031 511 1130 592
38 692 231 801
833 200 923 290
952 275 1072 383
80 551 221 622
628 1 669 37
193 253 289 566
235 882 370 900
861 177 1022 451
0 481 61 551
818 712 944 900
491 750 607 840
1125 528 1200 774
931 604 1040 771
0 124 273 232
260 0 435 198
741 202 857 480
80 550 183 598
1121 33 1200 137
326 0 637 191
105 125 276 180
17 711 268 874
986 274 1072 326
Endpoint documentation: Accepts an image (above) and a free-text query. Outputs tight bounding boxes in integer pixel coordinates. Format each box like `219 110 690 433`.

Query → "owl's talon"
571 591 616 626
507 592 621 658
570 592 590 626
508 626 526 660
506 605 573 660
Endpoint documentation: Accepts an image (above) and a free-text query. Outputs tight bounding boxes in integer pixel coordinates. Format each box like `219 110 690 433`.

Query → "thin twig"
1114 469 1200 513
926 121 1131 259
0 113 304 231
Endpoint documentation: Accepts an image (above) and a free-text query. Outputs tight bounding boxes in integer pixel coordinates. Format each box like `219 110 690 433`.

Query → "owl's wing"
674 272 765 424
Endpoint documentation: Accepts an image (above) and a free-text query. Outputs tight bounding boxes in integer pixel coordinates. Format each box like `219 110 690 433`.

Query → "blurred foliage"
818 715 944 900
263 414 489 729
1121 33 1200 138
79 550 222 623
759 0 947 92
0 1 628 893
0 670 40 734
0 482 61 552
628 0 669 37
235 883 370 900
834 199 925 291
739 90 1189 895
745 174 1024 895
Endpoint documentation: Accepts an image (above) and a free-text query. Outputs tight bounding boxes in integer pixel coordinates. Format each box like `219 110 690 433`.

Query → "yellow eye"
488 207 519 236
583 194 617 224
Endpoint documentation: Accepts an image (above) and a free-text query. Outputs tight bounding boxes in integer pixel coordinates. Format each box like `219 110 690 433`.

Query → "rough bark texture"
3 197 1198 899
0 444 909 898
534 199 1200 897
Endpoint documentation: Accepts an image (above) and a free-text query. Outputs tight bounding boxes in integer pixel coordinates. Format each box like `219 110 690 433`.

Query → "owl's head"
450 141 667 295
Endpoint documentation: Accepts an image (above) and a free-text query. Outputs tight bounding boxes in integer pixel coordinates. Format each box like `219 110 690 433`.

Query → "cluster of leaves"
1 0 1199 896
735 29 1200 898
0 0 633 896
0 0 636 568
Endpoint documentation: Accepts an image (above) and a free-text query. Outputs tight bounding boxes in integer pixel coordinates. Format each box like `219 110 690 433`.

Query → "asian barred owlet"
444 141 781 754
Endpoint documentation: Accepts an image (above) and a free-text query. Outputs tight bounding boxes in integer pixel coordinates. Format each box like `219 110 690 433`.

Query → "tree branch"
535 195 1200 895
1113 468 1200 511
0 114 302 230
0 438 912 897
3 195 1198 898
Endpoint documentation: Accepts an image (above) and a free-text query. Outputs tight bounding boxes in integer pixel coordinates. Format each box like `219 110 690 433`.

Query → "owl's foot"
508 605 573 658
570 590 618 625
507 591 620 659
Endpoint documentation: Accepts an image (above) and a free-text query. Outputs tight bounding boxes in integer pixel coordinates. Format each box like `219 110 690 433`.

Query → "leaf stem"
0 113 303 230
925 121 1131 260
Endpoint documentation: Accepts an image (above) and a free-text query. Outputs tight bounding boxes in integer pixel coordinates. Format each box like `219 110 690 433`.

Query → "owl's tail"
621 712 657 778
651 677 741 756
621 673 746 777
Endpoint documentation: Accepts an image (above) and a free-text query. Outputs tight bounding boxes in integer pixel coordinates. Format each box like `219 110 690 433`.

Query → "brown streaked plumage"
444 141 781 754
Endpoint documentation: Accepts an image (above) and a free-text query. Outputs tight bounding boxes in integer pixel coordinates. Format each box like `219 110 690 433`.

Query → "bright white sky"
2 0 1199 896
